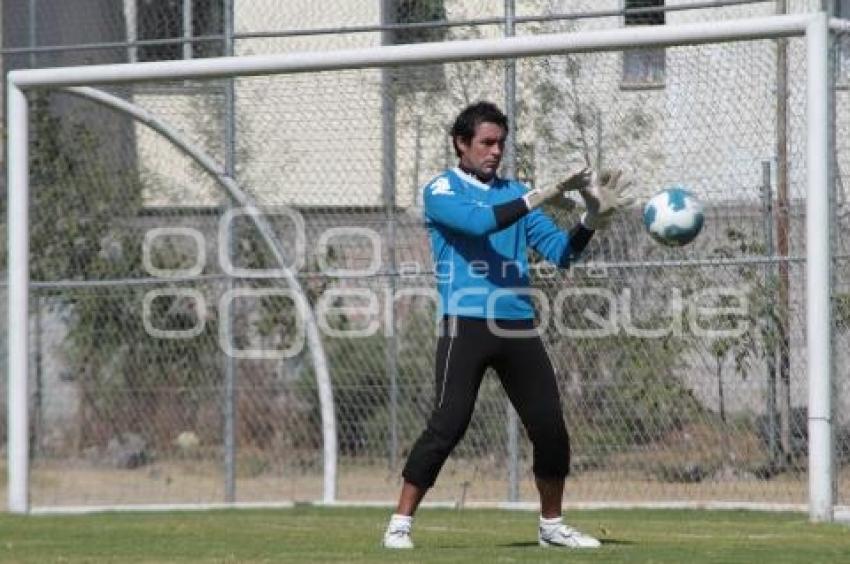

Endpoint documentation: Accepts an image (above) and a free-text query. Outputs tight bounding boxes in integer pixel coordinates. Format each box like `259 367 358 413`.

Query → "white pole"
503 0 520 504
7 83 30 514
183 0 193 61
805 11 833 523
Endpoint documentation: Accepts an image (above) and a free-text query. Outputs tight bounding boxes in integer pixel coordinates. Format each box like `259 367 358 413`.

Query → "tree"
709 227 784 469
14 93 230 455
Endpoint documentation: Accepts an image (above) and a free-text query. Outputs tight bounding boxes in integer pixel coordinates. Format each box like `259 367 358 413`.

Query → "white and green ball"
642 187 704 246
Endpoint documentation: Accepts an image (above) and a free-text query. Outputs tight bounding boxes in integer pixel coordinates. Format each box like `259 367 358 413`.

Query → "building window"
136 0 224 62
622 0 665 87
391 0 447 45
388 0 447 94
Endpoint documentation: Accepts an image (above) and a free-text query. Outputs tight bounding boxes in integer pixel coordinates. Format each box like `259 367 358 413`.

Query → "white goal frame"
6 12 843 521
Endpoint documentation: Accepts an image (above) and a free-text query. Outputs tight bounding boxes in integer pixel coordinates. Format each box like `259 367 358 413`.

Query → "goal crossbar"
7 14 818 88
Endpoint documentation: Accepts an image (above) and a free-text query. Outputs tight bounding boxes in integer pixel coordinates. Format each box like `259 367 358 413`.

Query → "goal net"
5 13 848 518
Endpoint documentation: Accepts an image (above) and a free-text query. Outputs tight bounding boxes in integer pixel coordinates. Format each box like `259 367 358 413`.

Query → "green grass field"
0 506 848 563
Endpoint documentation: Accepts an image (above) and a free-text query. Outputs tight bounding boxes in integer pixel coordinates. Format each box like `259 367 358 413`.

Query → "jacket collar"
452 167 496 191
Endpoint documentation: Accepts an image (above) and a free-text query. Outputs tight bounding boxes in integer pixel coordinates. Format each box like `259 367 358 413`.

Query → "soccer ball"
642 186 704 246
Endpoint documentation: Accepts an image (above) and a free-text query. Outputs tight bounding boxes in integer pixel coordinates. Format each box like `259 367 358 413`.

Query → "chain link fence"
2 1 849 511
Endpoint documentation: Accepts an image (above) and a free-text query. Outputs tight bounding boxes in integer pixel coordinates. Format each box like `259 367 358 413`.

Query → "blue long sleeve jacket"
422 167 579 320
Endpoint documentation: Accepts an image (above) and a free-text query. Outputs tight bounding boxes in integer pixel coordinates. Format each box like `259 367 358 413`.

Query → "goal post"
6 13 842 520
804 12 831 524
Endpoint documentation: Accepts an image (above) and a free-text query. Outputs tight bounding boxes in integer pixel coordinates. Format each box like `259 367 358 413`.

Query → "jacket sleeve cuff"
493 198 530 230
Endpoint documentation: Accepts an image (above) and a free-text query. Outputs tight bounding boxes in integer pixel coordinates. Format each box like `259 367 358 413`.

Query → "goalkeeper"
382 101 632 550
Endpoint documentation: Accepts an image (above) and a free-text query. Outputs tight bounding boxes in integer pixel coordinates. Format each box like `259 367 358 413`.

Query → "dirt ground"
6 458 850 510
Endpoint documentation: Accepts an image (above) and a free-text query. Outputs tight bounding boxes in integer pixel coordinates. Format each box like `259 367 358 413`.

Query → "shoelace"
542 524 580 539
560 525 579 535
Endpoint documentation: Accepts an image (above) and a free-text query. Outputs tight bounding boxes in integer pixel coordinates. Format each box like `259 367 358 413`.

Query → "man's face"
456 121 506 181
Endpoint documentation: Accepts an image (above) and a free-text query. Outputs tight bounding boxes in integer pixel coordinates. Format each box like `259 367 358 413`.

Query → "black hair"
449 101 509 158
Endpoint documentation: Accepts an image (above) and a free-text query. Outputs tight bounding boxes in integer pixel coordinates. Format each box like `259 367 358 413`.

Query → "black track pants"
402 316 570 489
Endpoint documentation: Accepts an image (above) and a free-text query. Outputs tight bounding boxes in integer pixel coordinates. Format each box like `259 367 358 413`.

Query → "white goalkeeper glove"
578 169 635 230
523 166 592 211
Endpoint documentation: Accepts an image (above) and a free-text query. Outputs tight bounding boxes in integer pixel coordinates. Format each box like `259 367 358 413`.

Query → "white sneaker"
538 521 601 549
382 515 414 549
